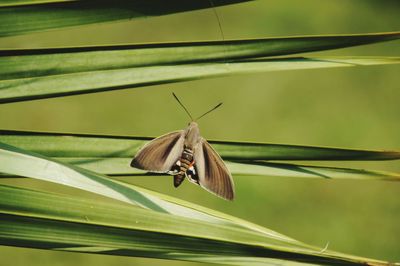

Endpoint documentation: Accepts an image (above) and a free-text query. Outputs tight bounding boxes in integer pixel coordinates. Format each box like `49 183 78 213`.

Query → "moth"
130 93 235 200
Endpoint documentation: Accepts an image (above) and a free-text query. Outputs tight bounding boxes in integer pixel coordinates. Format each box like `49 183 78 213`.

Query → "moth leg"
168 160 182 175
167 169 179 175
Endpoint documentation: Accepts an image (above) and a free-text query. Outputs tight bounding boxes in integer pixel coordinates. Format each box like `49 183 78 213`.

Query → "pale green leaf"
0 184 390 266
0 140 303 244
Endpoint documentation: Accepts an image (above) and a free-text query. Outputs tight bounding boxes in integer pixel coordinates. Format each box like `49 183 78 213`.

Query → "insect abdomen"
173 148 194 187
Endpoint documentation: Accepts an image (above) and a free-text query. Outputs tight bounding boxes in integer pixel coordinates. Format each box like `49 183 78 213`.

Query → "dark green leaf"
1 32 399 103
0 0 251 36
2 32 400 80
1 130 399 161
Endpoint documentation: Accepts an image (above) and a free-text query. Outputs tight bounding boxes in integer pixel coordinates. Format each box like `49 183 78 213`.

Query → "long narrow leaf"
1 130 399 161
2 32 399 80
0 184 389 266
2 158 398 181
1 31 399 103
0 0 75 7
0 140 304 244
1 56 400 103
227 161 400 181
0 185 296 251
2 131 400 181
64 159 400 181
0 0 251 36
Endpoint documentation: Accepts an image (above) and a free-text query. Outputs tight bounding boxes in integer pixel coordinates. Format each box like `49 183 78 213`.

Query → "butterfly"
130 93 235 200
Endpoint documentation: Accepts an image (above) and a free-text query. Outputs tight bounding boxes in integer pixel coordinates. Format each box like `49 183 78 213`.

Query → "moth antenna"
208 0 225 41
172 92 194 121
195 102 223 121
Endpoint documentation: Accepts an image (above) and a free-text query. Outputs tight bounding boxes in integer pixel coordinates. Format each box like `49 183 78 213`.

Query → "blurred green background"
0 0 399 265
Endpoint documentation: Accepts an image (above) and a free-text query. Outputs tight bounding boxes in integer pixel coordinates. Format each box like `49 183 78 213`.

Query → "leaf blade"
1 56 400 103
1 130 399 161
2 32 400 80
2 131 400 181
0 0 251 36
0 184 389 266
1 31 399 103
0 139 304 245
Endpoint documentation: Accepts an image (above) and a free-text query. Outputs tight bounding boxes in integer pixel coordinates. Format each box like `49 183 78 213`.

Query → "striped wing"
131 131 185 172
194 138 235 200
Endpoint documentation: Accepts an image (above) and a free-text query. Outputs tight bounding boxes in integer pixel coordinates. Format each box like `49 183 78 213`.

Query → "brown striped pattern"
173 148 194 187
131 131 185 172
194 139 235 200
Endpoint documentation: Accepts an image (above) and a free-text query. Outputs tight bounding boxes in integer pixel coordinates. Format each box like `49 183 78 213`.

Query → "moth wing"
131 130 184 172
194 138 235 200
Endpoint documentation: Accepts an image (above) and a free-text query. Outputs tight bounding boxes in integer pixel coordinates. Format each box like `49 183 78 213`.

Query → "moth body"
171 122 200 187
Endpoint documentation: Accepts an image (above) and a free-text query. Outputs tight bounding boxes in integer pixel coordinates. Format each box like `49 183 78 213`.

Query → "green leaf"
1 56 399 104
0 32 400 79
1 130 399 181
0 0 251 36
227 161 400 181
0 139 305 245
1 130 399 161
62 159 400 181
0 0 75 7
0 184 391 266
2 32 400 80
4 159 399 181
1 32 399 103
3 158 399 182
0 141 166 212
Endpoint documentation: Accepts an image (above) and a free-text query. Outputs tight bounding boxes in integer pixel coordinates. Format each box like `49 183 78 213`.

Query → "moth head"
187 121 199 129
